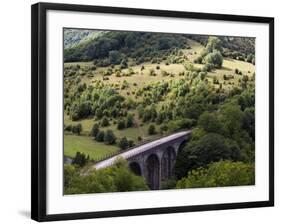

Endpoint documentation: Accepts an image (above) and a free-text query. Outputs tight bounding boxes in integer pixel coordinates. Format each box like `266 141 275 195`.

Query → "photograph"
63 29 256 194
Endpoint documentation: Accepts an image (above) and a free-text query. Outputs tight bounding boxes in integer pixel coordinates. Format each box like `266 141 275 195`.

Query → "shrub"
120 59 128 69
128 67 134 75
117 119 126 130
72 123 82 135
72 152 89 167
64 124 72 132
199 71 207 80
104 130 117 145
242 75 249 82
149 68 156 76
161 70 168 77
119 137 129 150
148 124 156 135
109 50 122 64
115 71 121 77
90 123 99 137
101 116 110 127
128 139 135 147
160 124 168 134
126 114 134 128
204 51 223 68
95 130 105 142
90 65 97 71
202 63 214 72
213 77 219 84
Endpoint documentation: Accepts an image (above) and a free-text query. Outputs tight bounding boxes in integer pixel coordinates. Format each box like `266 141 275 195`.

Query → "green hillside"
63 29 255 193
64 29 107 49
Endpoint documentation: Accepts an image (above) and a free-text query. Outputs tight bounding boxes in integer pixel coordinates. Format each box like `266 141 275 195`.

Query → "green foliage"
109 50 122 64
198 111 223 133
174 133 241 179
149 68 156 76
204 51 223 68
71 123 82 135
206 37 223 53
242 75 249 82
104 129 117 145
148 124 156 135
72 151 89 167
120 59 128 69
95 130 105 142
165 118 195 132
64 30 256 192
142 105 157 122
65 31 188 64
242 107 255 140
70 101 92 121
190 128 206 141
117 119 126 130
246 54 254 64
90 123 99 137
126 114 134 128
202 63 215 72
119 137 129 150
176 161 254 188
100 116 110 127
220 103 244 138
64 159 148 194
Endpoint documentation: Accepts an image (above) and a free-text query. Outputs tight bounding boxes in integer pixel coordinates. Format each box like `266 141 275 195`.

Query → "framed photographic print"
31 2 274 222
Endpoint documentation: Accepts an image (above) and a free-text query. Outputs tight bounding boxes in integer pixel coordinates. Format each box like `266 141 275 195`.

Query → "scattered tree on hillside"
104 130 117 145
72 151 89 167
117 119 126 130
119 137 129 150
90 123 99 137
72 123 82 135
101 116 110 127
126 114 134 128
148 124 156 135
96 130 105 142
204 51 223 68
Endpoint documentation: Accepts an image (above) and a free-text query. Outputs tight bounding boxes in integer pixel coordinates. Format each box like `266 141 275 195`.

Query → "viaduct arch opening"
129 162 142 176
178 140 187 155
146 154 160 190
161 146 176 181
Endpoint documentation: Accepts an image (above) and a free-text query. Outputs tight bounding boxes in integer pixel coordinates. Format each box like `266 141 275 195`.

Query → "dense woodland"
63 29 255 194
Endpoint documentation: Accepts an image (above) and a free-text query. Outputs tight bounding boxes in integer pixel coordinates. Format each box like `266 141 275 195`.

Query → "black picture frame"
31 2 274 222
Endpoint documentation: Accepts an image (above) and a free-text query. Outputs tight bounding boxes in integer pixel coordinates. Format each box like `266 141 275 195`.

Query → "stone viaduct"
92 130 191 190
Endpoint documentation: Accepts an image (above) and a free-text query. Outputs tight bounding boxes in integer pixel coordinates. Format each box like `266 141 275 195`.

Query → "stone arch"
129 162 142 176
146 154 160 190
161 146 176 180
177 140 187 155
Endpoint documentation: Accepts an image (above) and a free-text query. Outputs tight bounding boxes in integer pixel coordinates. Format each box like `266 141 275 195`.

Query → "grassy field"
64 134 119 160
64 114 162 142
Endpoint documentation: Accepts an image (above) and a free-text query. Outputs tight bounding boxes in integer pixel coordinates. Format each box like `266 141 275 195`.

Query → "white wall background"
0 0 279 223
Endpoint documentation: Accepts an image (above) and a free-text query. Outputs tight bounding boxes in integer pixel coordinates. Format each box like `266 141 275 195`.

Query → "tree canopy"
176 161 254 188
64 159 148 194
